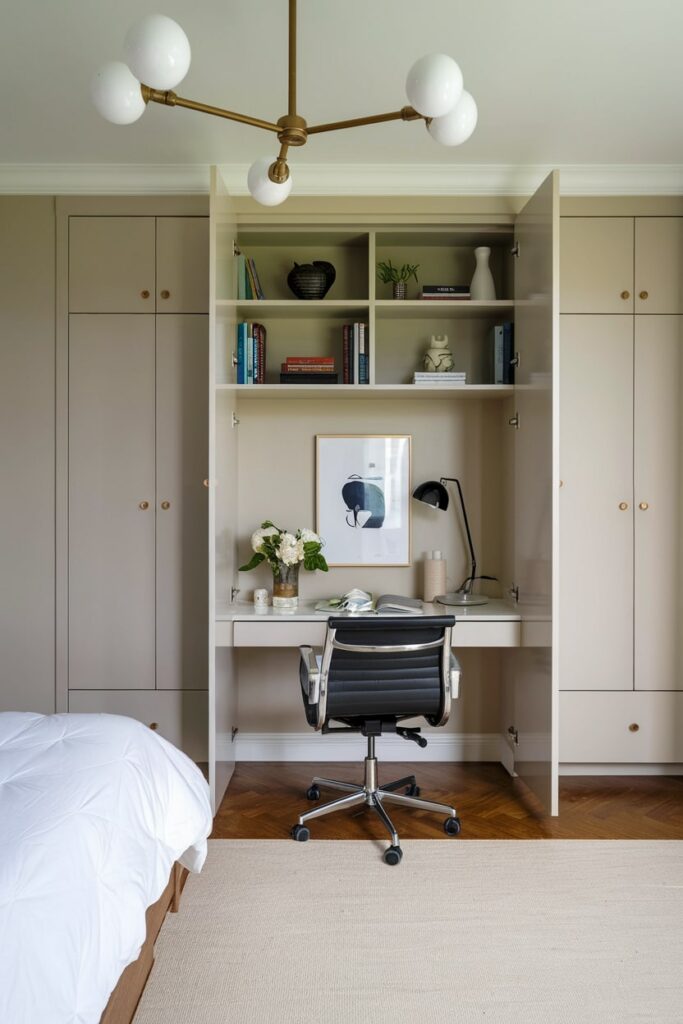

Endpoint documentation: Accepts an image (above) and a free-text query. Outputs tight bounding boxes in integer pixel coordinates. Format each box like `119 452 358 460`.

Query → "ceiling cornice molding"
1 162 682 196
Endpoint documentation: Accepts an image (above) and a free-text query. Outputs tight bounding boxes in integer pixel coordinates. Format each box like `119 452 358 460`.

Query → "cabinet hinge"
231 350 238 368
507 725 519 746
231 727 239 742
508 411 520 429
510 351 520 369
510 241 520 258
231 586 240 602
509 584 519 603
232 240 241 257
231 412 240 428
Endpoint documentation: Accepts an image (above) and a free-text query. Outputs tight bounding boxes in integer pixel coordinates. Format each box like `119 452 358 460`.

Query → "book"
315 589 423 615
420 293 471 300
492 322 514 384
284 356 335 366
236 321 247 383
254 322 266 383
421 284 470 294
281 364 336 373
342 324 351 384
248 257 265 300
279 373 339 384
359 322 369 384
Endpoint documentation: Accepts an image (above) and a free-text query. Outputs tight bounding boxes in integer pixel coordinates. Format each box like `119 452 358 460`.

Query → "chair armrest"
299 645 321 704
449 653 462 700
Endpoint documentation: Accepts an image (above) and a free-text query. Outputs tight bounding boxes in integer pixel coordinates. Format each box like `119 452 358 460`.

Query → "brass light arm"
288 0 297 116
307 106 423 135
141 85 281 133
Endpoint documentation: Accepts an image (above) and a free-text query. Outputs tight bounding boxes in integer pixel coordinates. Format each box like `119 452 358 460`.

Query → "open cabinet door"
508 170 560 814
209 167 239 813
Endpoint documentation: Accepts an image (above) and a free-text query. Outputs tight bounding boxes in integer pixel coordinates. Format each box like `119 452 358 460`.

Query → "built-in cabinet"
559 215 683 763
208 169 559 813
60 206 209 760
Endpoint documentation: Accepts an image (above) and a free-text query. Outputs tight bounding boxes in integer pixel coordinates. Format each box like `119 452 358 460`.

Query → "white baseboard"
218 730 502 762
560 763 683 776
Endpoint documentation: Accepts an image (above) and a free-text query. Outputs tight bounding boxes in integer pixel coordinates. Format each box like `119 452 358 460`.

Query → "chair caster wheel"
406 783 420 797
443 816 462 836
290 824 310 842
383 845 403 866
306 785 320 801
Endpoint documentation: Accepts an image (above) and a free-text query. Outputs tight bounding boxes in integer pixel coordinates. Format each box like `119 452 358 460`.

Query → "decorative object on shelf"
239 521 328 609
287 261 336 299
91 4 478 206
423 334 455 373
316 435 411 567
412 477 497 605
423 550 447 603
253 587 269 610
470 246 496 300
376 259 420 300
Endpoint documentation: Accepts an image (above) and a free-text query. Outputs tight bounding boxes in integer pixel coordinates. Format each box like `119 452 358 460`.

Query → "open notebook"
315 588 423 615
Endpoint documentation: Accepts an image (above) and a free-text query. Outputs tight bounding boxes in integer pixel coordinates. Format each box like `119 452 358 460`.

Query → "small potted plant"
376 258 420 300
239 520 328 609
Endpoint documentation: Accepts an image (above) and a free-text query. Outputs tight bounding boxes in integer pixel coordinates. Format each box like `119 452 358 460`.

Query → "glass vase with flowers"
239 521 328 609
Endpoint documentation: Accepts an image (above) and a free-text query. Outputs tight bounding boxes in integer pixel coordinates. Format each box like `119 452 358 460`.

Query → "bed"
0 712 212 1024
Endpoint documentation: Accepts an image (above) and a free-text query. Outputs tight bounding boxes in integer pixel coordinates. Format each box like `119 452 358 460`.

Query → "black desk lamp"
412 477 496 606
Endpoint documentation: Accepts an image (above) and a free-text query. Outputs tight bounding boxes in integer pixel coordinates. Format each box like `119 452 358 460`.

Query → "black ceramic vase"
287 260 336 299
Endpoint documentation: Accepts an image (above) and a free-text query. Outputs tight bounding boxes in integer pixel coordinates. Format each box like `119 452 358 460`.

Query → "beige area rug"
134 839 682 1024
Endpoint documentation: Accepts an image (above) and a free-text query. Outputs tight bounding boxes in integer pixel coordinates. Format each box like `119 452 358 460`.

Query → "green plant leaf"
239 552 266 572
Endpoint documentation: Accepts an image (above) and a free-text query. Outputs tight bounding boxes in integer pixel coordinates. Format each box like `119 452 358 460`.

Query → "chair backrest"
319 615 455 729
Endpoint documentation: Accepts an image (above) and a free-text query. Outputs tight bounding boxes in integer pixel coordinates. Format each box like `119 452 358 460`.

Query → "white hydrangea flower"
299 528 320 545
251 526 279 553
278 533 305 565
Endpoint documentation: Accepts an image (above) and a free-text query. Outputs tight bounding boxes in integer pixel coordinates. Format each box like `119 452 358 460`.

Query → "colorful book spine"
245 258 258 300
342 324 351 384
284 356 335 365
246 323 254 384
248 257 265 300
236 322 247 384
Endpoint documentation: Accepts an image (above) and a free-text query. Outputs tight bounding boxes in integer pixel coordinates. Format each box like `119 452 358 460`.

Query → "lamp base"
435 592 489 607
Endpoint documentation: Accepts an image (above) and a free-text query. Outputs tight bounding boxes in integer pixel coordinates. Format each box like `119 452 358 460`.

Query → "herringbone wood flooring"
212 762 683 840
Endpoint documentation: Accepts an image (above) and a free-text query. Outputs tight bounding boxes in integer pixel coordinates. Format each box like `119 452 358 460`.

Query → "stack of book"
491 322 515 384
280 356 338 385
236 322 266 384
236 251 265 300
413 371 467 387
342 323 369 384
419 285 470 300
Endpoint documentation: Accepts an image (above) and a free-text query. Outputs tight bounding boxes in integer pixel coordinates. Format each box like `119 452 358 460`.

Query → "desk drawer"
560 691 683 762
233 621 327 648
454 620 520 647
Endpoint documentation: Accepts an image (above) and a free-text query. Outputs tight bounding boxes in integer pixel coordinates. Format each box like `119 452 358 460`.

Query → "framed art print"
316 435 411 567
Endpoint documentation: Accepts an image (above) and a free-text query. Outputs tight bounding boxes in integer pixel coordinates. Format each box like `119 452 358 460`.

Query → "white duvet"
0 712 212 1024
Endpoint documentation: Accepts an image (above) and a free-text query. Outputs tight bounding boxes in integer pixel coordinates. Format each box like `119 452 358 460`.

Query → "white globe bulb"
247 158 293 207
406 53 463 118
427 90 478 146
91 61 146 125
124 14 191 91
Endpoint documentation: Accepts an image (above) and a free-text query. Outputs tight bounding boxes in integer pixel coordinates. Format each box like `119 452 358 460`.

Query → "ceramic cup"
253 588 269 609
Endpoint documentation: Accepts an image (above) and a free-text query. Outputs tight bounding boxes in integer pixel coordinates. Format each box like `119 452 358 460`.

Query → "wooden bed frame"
100 862 188 1024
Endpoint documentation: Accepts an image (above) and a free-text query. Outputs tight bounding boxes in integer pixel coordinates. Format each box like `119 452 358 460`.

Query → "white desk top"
216 598 521 623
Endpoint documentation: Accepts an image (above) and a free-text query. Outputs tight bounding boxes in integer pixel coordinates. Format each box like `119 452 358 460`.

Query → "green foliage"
240 521 329 574
376 258 420 284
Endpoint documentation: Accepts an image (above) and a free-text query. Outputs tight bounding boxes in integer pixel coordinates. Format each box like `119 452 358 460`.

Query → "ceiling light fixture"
91 2 478 206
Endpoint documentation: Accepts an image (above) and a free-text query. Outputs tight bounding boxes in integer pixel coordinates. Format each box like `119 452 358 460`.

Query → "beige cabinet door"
560 217 633 314
156 217 209 313
635 218 683 314
634 315 683 690
69 315 156 689
560 315 634 691
69 217 155 313
156 315 209 689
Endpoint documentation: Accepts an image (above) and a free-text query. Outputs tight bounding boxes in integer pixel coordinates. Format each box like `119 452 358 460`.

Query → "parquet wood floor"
212 762 683 840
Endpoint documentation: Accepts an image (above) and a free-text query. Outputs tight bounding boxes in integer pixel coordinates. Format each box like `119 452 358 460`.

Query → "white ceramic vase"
470 246 496 300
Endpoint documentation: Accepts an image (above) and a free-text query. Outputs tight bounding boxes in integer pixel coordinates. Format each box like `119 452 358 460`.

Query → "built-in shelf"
375 299 514 319
215 384 514 400
216 299 369 320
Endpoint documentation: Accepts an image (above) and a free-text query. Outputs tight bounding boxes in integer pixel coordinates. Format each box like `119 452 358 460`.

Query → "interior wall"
235 396 506 603
0 197 56 711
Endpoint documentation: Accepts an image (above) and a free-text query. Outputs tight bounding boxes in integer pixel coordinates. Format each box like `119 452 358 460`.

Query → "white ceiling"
2 0 683 191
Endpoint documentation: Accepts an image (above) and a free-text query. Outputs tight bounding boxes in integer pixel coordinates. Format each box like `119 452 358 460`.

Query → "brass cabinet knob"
161 500 171 510
628 723 640 733
138 500 150 510
149 722 159 731
620 290 630 300
203 478 210 488
141 289 150 299
618 501 629 510
639 501 649 511
639 290 649 300
160 289 170 299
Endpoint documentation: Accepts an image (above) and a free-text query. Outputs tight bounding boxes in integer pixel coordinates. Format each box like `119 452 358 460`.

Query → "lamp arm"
307 106 422 135
141 86 281 133
441 477 477 595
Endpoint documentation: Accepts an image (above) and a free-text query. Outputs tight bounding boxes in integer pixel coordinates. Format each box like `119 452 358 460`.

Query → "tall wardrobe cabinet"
59 206 209 759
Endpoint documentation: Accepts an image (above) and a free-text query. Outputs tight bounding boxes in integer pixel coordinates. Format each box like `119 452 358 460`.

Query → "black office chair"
292 615 462 865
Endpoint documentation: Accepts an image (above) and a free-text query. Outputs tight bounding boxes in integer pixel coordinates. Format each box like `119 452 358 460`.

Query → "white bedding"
0 712 213 1024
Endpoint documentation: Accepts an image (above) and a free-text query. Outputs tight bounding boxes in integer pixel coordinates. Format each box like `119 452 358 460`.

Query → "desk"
215 599 521 648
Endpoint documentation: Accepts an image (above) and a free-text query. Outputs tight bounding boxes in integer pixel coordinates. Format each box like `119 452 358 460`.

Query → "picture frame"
316 434 412 567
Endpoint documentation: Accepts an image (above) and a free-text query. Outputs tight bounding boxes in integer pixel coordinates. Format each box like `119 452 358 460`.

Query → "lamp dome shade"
91 62 146 124
247 157 293 207
428 90 478 146
406 54 463 118
124 14 191 91
413 480 450 510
